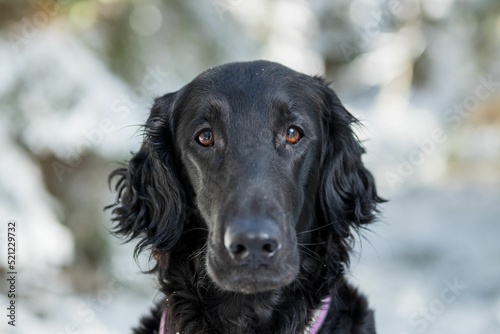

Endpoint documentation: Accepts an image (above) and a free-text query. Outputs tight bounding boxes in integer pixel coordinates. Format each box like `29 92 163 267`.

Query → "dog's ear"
107 93 185 256
316 80 383 238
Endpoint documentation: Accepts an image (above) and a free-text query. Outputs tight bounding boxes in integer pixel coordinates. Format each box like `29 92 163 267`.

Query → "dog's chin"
206 252 299 294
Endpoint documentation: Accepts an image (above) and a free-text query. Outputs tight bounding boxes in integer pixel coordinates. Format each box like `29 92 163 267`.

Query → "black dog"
108 60 383 333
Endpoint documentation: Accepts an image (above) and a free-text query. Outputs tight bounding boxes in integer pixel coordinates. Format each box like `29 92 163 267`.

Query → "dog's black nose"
224 220 282 266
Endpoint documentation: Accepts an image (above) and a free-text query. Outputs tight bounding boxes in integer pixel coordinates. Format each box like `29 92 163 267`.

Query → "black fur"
107 60 383 333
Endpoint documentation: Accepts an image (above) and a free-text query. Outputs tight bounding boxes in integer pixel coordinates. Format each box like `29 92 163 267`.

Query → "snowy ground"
351 184 500 334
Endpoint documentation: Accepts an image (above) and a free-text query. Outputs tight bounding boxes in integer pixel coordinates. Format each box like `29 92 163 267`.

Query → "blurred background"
0 0 499 333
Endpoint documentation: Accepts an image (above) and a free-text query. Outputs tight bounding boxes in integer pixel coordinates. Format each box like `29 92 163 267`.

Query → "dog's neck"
156 237 341 333
158 295 332 334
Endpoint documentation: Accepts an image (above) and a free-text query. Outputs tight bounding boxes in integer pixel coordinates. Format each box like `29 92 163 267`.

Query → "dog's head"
108 60 381 294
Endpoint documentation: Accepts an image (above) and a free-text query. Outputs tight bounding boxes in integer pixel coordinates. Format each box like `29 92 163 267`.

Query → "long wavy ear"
317 79 384 240
107 92 185 257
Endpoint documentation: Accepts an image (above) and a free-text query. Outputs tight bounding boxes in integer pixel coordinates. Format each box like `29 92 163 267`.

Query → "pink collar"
159 296 331 334
309 296 331 334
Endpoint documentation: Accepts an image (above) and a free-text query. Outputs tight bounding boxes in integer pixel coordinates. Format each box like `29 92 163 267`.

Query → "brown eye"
196 129 214 147
285 126 302 144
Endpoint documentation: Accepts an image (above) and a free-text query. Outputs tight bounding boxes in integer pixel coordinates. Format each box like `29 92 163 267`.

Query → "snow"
351 185 500 333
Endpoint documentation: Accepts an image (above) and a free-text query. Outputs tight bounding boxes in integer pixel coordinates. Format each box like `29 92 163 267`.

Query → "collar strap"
159 307 168 334
308 296 331 334
159 296 331 334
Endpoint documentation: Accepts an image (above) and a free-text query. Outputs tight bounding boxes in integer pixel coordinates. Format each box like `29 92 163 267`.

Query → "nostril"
230 243 247 255
262 240 280 255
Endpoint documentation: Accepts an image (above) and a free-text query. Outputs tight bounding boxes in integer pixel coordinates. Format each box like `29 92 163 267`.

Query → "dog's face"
172 64 325 292
109 60 380 294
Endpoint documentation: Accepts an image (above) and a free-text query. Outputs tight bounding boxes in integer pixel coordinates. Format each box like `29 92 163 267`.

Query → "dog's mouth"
205 247 299 294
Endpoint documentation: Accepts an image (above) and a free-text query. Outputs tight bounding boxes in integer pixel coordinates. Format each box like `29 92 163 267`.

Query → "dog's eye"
285 126 302 145
196 129 214 147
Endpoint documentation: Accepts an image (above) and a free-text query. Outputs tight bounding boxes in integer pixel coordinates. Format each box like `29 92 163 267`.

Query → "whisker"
187 244 208 262
298 247 325 263
296 220 343 235
298 241 328 246
182 227 209 234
